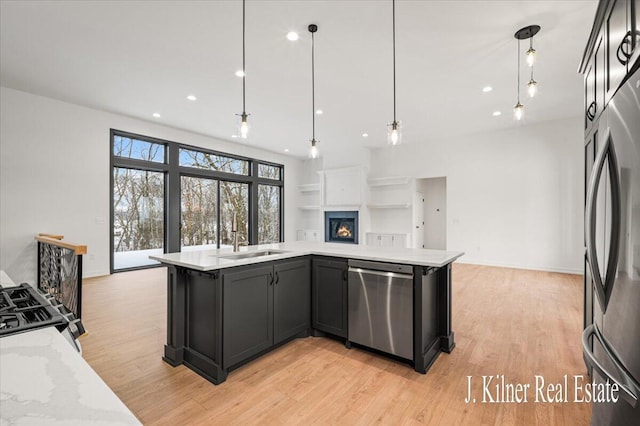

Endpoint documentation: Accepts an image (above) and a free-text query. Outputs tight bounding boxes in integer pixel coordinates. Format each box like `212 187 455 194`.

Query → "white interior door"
413 192 425 248
423 178 447 250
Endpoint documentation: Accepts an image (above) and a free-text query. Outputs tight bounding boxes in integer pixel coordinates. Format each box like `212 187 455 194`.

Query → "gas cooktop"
0 283 72 337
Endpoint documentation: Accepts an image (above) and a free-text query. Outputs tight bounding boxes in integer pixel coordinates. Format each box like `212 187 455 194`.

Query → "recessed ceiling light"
152 113 161 118
284 148 289 152
492 111 502 116
235 70 245 77
286 31 299 41
232 135 238 138
186 95 197 101
482 86 493 93
362 133 369 138
315 109 323 115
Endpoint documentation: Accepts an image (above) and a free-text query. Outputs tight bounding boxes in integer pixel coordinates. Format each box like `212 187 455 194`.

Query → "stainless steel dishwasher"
348 259 413 360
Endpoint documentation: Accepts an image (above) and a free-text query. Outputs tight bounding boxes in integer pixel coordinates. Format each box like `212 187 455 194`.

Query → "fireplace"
325 211 358 244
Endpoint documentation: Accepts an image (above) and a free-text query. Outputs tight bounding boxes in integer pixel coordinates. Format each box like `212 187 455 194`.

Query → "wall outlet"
95 217 105 225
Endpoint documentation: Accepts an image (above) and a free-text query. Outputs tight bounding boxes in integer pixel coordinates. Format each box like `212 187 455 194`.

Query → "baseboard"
456 258 582 275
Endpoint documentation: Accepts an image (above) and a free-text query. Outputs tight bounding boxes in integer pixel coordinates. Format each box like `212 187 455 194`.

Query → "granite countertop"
0 327 141 426
0 270 141 425
150 241 464 271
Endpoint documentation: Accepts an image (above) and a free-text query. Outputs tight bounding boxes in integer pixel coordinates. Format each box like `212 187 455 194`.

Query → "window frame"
110 129 284 273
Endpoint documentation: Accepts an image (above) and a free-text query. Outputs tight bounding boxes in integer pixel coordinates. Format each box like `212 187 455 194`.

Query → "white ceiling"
1 0 597 159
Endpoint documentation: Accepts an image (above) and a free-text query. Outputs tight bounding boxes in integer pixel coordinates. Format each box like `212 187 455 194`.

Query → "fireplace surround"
324 211 358 244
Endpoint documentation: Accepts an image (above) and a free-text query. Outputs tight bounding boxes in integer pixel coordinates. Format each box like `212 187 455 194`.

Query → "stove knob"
68 319 86 339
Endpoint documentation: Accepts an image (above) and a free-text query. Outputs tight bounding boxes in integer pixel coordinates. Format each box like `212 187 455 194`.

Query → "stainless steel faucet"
232 213 239 252
232 230 239 252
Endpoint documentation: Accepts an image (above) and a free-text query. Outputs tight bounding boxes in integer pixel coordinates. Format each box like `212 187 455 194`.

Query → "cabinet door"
297 230 306 241
595 30 606 118
607 0 629 99
222 265 274 367
631 0 640 66
366 233 379 246
311 257 348 338
392 234 406 248
379 234 394 247
274 258 310 344
585 64 596 132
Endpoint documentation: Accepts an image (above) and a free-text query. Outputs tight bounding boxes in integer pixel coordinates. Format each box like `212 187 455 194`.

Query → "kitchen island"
151 242 463 385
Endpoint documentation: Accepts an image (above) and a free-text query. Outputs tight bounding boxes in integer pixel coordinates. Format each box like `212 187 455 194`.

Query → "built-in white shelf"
367 176 411 187
298 183 320 192
367 203 411 209
299 205 321 211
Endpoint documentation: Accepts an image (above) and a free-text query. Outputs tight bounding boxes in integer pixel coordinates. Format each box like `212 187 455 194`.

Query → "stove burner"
0 283 68 337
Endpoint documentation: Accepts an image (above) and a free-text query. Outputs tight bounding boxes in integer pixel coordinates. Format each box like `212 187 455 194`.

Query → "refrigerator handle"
582 324 640 408
585 128 621 313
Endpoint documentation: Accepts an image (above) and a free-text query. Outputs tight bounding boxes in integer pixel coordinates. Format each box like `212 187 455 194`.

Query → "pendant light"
514 25 540 120
526 35 537 67
527 68 538 98
308 24 320 159
514 38 524 121
236 0 250 138
387 0 401 145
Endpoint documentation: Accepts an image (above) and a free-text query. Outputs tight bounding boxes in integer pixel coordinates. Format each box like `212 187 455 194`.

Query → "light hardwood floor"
80 264 591 425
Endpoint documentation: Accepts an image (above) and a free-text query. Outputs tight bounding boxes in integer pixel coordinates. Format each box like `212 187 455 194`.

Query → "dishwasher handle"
348 267 413 280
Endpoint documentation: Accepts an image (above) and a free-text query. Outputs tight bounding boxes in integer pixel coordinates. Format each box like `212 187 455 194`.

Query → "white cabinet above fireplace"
322 167 363 207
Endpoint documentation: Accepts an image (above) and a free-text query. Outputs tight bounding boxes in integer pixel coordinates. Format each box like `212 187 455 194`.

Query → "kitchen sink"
217 249 290 260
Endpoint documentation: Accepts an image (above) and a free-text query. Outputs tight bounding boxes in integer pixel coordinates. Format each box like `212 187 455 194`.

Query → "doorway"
416 177 447 250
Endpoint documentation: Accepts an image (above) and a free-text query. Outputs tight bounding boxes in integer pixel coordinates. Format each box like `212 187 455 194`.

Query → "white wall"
369 117 584 273
0 87 303 283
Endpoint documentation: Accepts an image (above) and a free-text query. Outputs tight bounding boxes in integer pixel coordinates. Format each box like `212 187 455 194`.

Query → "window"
220 181 249 247
179 148 249 175
180 176 218 250
113 168 164 269
258 164 280 180
113 135 165 163
258 185 280 244
110 130 284 272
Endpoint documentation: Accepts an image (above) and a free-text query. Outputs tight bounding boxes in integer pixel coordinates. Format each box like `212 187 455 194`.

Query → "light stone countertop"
0 326 141 426
0 270 16 288
150 241 464 271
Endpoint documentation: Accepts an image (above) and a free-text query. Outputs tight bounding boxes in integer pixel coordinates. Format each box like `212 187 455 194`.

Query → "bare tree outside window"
181 176 218 249
220 182 249 247
113 168 164 268
258 184 280 243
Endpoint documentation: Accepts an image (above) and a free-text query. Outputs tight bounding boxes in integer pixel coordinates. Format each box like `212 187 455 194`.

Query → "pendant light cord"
242 0 246 114
392 0 397 122
312 29 315 140
517 38 521 103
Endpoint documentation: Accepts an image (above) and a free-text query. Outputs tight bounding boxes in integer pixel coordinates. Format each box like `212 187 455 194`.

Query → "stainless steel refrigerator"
584 65 640 425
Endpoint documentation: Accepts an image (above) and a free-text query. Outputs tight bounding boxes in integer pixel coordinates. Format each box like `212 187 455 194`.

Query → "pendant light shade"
387 0 402 145
236 0 250 139
308 24 320 159
388 121 402 145
527 78 538 98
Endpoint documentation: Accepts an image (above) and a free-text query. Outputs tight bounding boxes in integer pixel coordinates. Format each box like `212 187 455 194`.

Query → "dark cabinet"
222 264 274 367
311 257 348 338
631 0 640 66
582 0 639 130
585 31 605 132
222 258 310 368
606 0 630 99
274 258 311 344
